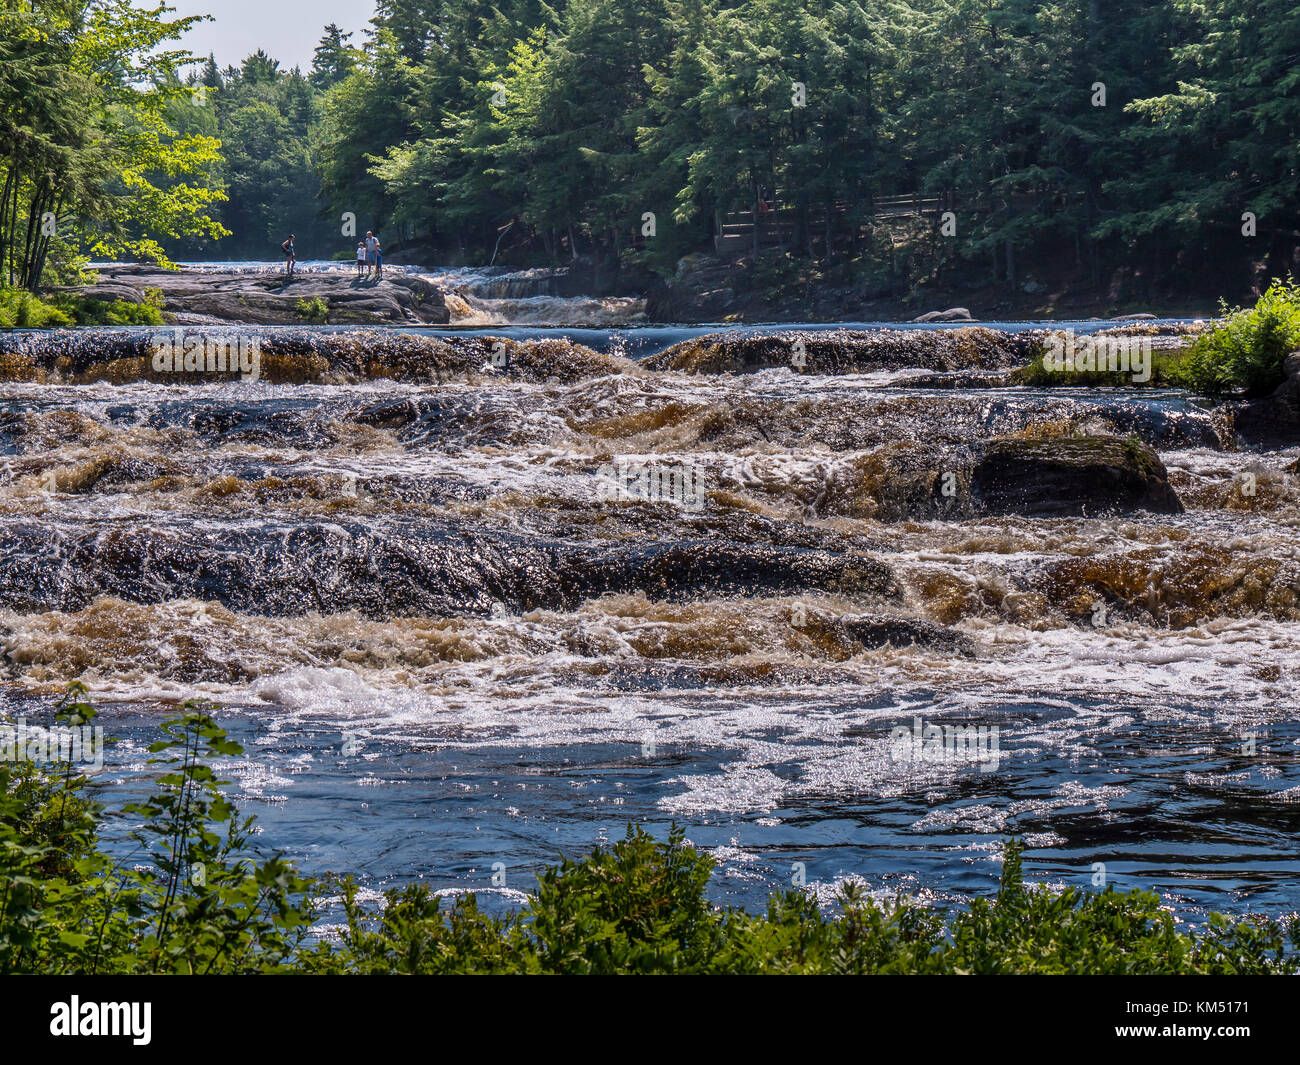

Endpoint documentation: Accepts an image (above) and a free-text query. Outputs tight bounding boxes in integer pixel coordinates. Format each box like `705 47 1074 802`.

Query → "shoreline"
42 264 1221 330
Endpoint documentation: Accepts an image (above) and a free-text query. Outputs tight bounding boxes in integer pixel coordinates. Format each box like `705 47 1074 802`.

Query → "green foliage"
2 685 318 974
6 685 1299 974
0 287 74 328
308 831 1300 975
0 0 228 289
0 286 166 328
1170 279 1300 397
293 0 1296 300
295 296 329 323
54 293 166 326
117 703 318 973
12 0 1294 298
527 824 718 973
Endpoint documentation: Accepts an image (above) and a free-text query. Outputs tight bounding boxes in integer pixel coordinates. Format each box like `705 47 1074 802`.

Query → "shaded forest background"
5 0 1298 308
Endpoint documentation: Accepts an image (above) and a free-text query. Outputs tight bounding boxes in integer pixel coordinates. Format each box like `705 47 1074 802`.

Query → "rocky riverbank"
53 259 1215 328
58 265 451 326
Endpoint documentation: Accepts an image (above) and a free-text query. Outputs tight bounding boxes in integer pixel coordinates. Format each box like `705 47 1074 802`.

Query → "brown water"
1 315 1297 918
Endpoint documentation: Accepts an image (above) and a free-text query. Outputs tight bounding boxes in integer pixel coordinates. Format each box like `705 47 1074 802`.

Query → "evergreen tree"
311 24 359 90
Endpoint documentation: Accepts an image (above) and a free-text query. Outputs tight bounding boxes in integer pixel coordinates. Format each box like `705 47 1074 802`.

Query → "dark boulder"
825 434 1183 521
840 615 977 656
1230 352 1300 448
971 435 1183 517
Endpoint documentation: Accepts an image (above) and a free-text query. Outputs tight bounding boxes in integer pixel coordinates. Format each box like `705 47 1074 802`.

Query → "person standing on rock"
364 231 379 279
281 234 296 276
374 238 383 279
355 240 366 278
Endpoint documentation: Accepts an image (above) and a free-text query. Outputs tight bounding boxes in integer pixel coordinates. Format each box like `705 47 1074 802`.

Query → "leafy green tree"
0 0 228 282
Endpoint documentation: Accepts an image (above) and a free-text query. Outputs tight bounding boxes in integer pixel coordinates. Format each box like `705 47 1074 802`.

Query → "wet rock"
892 371 1018 389
0 328 629 384
646 327 1039 375
827 434 1183 520
189 406 248 434
349 399 422 429
0 520 900 617
646 255 744 321
1230 350 1300 447
911 307 975 323
566 541 901 604
868 443 978 522
971 435 1183 517
1110 312 1158 321
839 615 976 657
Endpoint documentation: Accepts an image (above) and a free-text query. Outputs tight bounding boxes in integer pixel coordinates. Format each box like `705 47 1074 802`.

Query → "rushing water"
2 266 1297 922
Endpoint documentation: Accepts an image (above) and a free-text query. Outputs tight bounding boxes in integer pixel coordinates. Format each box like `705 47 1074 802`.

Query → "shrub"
1172 278 1300 397
59 295 165 326
1 684 318 974
0 287 165 328
0 287 74 328
296 296 329 323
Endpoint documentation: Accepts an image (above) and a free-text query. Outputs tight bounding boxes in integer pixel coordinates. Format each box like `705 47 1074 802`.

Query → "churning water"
1 277 1296 920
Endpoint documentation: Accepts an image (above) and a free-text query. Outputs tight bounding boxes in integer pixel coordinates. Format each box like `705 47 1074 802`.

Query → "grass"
4 684 1298 975
1014 337 1191 388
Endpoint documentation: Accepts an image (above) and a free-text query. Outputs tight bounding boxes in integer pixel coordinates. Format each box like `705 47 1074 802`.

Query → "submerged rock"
568 541 900 604
645 327 1041 374
839 615 976 657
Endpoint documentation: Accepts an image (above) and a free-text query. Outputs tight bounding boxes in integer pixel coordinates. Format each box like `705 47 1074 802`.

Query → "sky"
151 0 376 73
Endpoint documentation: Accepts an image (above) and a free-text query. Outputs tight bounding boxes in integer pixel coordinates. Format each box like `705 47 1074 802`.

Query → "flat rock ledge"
57 266 451 326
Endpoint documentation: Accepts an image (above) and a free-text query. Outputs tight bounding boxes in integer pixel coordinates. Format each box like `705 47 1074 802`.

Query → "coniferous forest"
4 0 1298 307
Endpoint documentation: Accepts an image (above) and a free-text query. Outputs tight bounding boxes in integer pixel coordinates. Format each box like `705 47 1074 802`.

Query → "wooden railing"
713 192 950 254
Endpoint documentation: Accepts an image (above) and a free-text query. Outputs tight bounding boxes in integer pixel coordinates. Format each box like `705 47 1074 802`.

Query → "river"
2 262 1297 923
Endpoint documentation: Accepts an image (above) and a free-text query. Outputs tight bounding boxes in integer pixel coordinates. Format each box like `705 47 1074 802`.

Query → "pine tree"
311 25 359 91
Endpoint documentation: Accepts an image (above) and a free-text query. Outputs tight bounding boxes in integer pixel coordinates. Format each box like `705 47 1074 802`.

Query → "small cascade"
420 266 648 327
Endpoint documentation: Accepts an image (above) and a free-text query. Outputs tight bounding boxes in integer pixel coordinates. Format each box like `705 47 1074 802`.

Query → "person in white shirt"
364 232 379 278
